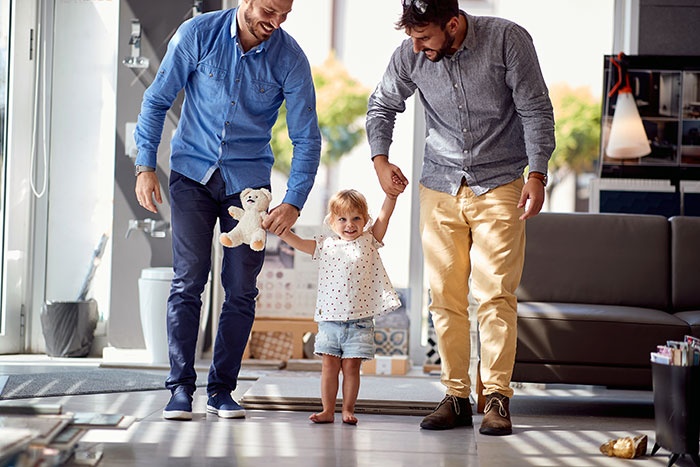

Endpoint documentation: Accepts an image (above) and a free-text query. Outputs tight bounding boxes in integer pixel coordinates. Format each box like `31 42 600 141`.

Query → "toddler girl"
278 189 401 424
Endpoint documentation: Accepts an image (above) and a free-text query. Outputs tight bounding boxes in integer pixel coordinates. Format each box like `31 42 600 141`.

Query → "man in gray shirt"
366 0 554 436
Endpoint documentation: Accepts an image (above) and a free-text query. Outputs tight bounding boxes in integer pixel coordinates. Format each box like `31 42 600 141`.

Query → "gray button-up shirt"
366 12 555 196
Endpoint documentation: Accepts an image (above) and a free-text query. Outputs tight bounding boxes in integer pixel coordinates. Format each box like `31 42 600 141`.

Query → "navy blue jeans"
166 170 266 397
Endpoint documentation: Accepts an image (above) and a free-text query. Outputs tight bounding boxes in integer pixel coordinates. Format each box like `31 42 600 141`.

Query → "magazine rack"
650 362 700 466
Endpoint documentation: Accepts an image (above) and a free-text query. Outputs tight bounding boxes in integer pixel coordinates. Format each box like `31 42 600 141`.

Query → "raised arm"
278 229 316 256
373 156 408 199
371 194 398 244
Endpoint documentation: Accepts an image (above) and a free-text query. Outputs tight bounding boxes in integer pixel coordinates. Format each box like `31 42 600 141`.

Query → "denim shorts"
314 318 375 360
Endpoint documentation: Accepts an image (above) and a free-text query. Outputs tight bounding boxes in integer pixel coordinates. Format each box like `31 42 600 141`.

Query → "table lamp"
606 53 652 159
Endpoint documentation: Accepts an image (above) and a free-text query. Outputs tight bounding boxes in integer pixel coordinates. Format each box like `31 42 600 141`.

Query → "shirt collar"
445 11 469 60
461 11 476 51
230 9 237 38
230 7 267 54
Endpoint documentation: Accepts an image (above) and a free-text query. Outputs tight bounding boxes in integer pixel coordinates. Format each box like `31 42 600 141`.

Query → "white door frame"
1 0 41 353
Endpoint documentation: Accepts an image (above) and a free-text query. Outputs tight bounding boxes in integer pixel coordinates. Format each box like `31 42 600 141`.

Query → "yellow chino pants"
419 178 526 399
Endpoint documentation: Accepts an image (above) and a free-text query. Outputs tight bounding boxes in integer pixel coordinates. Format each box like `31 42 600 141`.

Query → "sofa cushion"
517 302 689 367
512 363 653 389
516 212 670 310
670 216 700 311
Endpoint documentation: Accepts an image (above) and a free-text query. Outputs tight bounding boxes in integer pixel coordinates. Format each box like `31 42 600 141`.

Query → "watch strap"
527 171 547 187
135 165 156 177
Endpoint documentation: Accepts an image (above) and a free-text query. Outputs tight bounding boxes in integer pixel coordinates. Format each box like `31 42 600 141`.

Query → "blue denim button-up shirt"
367 12 555 196
135 9 321 209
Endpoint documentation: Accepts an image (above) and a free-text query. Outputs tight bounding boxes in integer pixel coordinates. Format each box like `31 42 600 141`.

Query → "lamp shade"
606 90 651 159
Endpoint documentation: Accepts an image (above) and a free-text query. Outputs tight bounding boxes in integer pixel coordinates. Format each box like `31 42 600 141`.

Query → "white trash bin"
138 267 210 364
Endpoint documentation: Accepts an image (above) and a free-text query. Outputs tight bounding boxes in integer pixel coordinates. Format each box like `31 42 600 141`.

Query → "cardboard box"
362 355 411 375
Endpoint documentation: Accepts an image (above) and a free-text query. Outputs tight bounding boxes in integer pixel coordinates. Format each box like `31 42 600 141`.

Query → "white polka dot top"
313 230 401 322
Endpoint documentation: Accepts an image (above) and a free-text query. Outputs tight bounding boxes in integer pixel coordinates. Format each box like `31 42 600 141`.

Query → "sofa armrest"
670 216 700 311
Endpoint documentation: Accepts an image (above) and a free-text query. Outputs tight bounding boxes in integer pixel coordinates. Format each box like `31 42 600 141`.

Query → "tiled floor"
51 389 477 466
0 356 697 466
0 357 478 466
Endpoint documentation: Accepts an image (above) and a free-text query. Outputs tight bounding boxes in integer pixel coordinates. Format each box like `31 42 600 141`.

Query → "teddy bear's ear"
241 188 252 199
260 188 272 201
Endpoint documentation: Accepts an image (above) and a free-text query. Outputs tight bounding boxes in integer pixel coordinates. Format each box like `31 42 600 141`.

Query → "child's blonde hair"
324 189 371 227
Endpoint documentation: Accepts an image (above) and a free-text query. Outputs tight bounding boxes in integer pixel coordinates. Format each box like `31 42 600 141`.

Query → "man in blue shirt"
134 0 321 421
367 0 554 435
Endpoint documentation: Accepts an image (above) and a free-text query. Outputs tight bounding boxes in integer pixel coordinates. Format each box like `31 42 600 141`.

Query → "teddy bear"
219 187 272 251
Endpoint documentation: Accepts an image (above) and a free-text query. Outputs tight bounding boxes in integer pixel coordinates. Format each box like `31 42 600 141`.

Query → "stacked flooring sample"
240 373 446 415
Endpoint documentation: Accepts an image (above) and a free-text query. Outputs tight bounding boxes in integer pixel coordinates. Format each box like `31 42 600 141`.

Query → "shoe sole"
206 405 246 419
479 426 512 436
163 409 193 421
420 419 473 430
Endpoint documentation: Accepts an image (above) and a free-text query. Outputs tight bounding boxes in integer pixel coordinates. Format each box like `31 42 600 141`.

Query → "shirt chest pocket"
248 79 283 113
194 64 228 100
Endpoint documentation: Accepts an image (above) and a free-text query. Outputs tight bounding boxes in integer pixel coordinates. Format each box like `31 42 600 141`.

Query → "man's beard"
244 5 273 42
424 30 455 62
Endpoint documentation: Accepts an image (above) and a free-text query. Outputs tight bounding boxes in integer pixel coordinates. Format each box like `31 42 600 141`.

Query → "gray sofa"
511 212 700 390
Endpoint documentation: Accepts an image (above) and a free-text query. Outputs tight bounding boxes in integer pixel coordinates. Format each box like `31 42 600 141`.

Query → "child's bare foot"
309 411 334 423
342 412 358 425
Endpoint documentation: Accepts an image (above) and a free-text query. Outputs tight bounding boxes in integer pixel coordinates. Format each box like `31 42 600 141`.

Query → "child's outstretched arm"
371 194 397 243
279 229 316 256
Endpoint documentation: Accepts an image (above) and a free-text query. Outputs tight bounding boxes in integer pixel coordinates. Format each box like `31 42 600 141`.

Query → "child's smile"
330 209 367 241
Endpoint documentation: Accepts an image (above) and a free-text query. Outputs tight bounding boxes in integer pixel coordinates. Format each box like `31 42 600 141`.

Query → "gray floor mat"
0 368 182 399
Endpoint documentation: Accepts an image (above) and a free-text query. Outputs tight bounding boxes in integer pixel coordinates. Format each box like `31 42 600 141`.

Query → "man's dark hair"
395 0 460 30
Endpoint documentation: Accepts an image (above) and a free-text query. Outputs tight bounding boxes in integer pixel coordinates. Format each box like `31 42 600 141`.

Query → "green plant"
549 84 602 176
271 54 370 175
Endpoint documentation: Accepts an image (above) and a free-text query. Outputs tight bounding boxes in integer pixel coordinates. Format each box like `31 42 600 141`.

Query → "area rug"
240 373 447 415
0 368 184 400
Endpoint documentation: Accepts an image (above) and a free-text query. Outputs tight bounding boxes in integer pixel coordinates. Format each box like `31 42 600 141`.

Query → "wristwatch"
527 171 548 187
135 165 156 177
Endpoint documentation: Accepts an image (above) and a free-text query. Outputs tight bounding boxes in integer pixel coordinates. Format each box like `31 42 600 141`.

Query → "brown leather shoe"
420 394 472 430
479 392 512 436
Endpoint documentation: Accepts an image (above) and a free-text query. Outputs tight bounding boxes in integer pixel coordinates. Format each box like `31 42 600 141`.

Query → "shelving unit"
593 55 700 216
